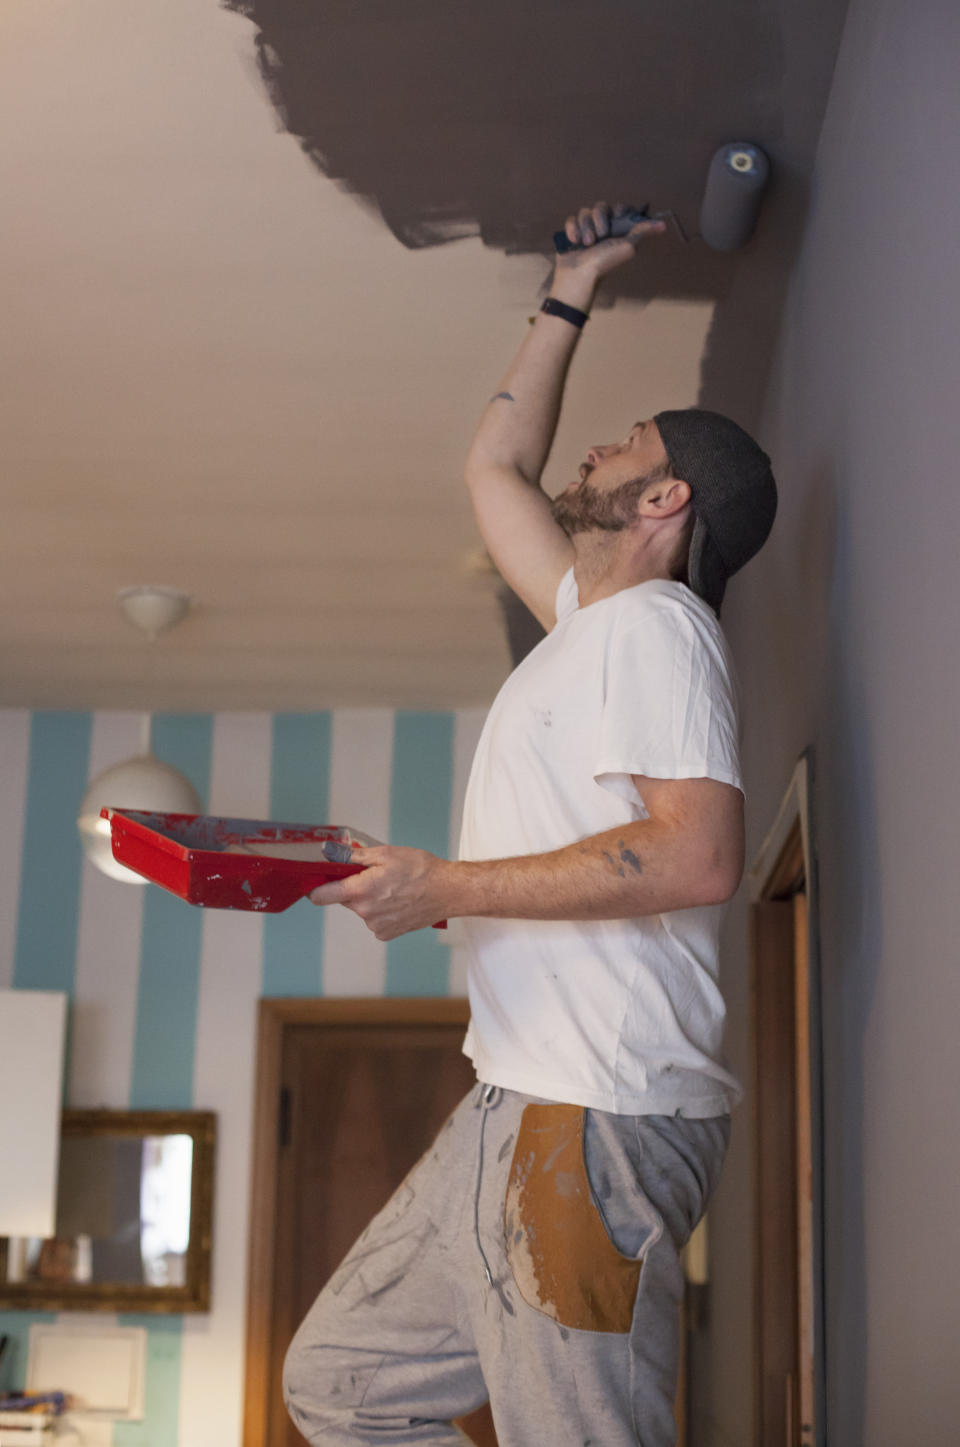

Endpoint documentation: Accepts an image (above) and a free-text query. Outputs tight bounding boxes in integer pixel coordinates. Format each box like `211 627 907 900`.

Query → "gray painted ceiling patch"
224 0 849 429
225 0 782 293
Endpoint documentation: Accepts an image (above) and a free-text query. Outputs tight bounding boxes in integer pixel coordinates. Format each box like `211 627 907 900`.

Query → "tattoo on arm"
491 391 515 402
588 841 644 881
601 849 626 878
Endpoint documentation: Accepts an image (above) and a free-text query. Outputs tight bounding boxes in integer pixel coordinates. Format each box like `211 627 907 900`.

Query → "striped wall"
0 706 487 1445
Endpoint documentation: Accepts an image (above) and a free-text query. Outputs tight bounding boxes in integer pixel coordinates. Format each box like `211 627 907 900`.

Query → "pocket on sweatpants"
503 1102 650 1333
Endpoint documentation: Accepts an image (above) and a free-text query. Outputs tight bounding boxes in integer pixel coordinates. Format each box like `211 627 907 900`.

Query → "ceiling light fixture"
77 586 201 883
116 584 191 641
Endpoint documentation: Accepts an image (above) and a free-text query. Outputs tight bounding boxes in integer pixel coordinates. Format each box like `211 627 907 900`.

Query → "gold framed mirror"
0 1109 215 1314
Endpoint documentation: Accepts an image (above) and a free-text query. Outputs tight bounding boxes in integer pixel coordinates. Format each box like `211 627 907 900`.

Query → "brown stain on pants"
504 1102 643 1333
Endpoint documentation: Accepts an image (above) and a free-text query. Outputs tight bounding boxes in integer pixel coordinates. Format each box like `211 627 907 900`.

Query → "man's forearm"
465 211 665 491
310 802 741 940
465 266 599 486
446 815 736 923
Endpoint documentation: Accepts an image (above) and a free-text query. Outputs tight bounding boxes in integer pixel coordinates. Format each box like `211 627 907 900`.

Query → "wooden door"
792 893 816 1446
274 1019 477 1446
750 804 818 1447
752 898 800 1445
243 998 490 1447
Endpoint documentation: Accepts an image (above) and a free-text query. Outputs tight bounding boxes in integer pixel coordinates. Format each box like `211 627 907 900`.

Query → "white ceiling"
2 0 716 710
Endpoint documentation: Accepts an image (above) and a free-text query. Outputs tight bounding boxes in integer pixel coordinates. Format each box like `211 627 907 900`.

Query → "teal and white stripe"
71 713 147 1110
0 703 489 1444
262 713 332 997
323 708 394 995
386 712 455 996
130 716 213 1111
0 709 30 992
14 712 92 997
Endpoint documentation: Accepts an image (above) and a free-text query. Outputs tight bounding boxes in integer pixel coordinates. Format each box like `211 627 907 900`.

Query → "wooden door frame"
747 751 825 1447
242 995 471 1447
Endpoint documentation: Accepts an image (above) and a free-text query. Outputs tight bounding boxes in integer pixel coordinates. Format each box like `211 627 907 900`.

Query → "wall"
707 1 960 1443
0 705 485 1445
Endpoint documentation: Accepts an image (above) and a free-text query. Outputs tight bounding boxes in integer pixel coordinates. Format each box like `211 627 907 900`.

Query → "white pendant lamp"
77 587 201 883
78 742 202 883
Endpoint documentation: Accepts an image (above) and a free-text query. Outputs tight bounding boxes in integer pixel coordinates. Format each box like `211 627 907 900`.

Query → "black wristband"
540 296 589 329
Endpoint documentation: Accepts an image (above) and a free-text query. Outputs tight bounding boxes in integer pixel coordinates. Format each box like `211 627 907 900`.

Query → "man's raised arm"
465 204 666 629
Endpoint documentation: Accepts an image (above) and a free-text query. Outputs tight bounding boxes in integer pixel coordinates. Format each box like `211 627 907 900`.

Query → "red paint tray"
102 810 375 913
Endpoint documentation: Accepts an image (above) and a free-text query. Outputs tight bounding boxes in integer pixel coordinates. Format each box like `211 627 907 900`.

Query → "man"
285 202 777 1445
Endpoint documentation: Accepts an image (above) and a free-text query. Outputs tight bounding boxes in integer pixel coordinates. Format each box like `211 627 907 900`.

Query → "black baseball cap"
653 408 777 611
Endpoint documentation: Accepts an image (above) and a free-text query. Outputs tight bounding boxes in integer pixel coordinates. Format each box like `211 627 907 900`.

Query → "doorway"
748 753 824 1447
241 996 494 1447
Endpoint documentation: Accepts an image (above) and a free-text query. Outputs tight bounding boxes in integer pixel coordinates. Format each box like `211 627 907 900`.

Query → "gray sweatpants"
284 1083 729 1447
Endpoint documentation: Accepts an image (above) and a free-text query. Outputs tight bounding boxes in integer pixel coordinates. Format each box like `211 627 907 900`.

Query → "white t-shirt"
459 569 744 1117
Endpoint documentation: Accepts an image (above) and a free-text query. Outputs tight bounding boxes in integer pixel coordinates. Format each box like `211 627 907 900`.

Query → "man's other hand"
310 845 452 941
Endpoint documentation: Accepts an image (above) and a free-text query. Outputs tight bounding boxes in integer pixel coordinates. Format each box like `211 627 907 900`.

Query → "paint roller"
553 142 770 254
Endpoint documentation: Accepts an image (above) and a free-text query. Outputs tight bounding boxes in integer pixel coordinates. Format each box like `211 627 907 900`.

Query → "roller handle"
553 207 653 254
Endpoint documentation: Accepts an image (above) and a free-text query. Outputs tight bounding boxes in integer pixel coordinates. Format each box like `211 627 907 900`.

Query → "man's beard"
551 470 653 537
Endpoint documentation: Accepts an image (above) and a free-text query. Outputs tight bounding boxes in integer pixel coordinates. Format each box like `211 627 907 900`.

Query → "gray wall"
708 0 960 1442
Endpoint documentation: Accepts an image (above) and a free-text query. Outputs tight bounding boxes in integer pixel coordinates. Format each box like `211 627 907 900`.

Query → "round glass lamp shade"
77 754 202 883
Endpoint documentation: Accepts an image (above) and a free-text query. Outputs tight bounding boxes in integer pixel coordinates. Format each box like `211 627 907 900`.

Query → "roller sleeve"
698 142 770 252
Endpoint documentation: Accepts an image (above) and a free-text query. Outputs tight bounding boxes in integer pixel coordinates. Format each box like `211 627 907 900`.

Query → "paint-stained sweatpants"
283 1083 729 1447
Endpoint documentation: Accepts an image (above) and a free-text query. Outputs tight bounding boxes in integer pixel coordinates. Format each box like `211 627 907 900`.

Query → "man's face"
551 419 671 536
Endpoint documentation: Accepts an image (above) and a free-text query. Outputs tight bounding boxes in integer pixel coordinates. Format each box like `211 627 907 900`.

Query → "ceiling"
0 0 847 711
